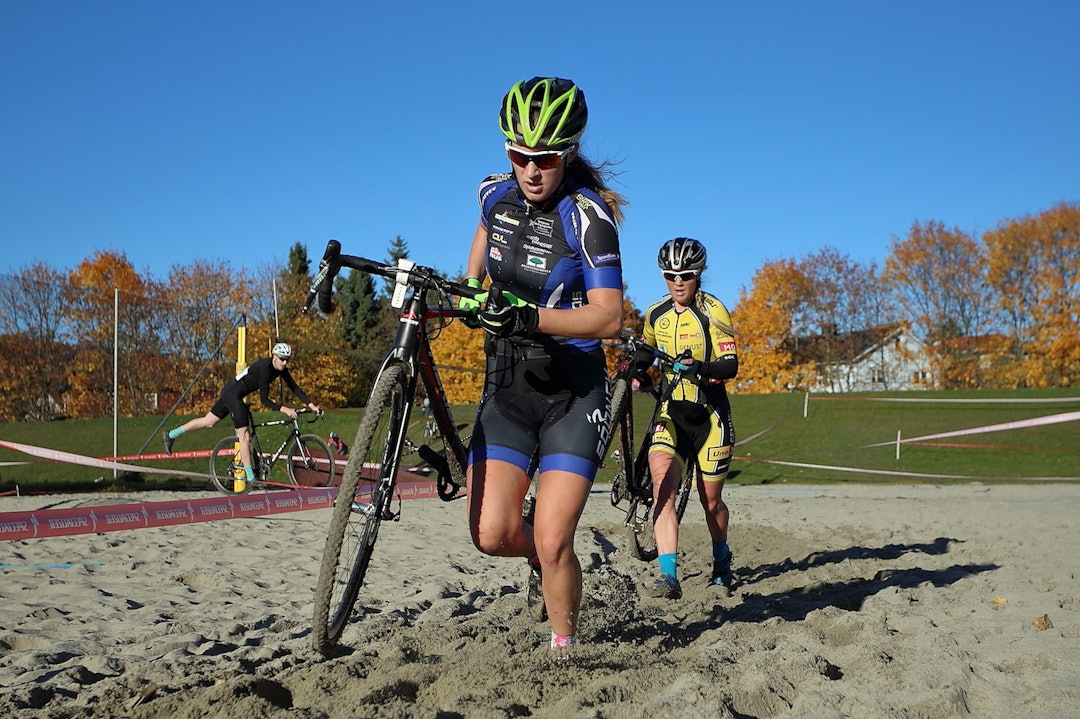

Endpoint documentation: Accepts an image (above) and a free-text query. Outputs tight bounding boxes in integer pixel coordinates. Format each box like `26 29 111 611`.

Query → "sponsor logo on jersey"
495 212 520 226
595 252 620 263
526 254 546 270
489 247 504 262
492 231 508 244
529 216 555 237
719 341 737 354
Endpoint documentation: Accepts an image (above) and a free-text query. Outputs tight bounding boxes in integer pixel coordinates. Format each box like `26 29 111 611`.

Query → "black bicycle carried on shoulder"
303 240 488 655
208 407 334 494
603 330 698 561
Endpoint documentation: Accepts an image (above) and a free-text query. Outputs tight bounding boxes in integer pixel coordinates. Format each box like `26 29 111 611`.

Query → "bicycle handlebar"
254 407 323 429
303 239 487 316
616 329 693 368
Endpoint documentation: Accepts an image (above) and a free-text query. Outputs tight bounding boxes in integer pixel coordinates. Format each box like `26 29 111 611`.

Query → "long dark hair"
566 153 627 225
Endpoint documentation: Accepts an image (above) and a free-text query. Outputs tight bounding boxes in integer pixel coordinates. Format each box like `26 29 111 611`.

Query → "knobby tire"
606 378 634 507
311 365 409 655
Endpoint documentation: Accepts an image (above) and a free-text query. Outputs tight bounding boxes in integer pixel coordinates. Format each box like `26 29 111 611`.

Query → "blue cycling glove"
673 358 698 375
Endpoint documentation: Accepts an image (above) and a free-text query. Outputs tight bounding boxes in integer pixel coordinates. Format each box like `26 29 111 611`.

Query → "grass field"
1 388 1078 494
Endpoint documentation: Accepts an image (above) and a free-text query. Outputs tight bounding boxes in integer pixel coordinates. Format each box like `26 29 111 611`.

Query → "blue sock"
658 553 677 579
244 465 255 481
713 541 730 563
168 428 184 439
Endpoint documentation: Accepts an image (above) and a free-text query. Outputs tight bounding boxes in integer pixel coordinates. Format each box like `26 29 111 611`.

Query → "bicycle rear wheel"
287 434 336 487
627 498 657 562
209 435 255 495
607 378 634 507
312 365 409 655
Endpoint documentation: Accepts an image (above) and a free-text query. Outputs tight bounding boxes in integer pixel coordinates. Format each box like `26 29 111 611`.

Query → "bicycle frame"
250 415 310 478
366 279 474 503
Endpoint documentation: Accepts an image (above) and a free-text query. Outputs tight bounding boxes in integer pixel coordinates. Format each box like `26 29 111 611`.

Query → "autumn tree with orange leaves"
0 264 72 421
984 202 1080 387
730 258 812 393
884 220 995 388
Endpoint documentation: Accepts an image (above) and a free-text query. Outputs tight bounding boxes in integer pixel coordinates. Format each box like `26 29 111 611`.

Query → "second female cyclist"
637 238 739 599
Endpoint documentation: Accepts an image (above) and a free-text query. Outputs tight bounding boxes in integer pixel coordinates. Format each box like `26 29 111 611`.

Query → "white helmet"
272 342 292 359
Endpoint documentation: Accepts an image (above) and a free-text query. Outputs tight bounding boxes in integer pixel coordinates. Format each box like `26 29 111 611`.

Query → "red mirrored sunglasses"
505 140 573 170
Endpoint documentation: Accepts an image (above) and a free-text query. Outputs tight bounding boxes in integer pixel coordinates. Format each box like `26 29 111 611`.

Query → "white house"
801 323 933 393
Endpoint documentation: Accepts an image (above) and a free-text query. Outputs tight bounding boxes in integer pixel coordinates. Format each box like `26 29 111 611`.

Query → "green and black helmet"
499 77 588 148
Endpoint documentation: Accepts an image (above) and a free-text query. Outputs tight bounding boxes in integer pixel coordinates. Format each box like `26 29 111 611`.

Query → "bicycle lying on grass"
604 330 698 561
303 240 489 655
208 407 335 494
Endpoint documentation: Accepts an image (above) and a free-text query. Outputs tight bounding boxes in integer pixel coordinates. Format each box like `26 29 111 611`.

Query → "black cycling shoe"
162 432 174 456
711 552 734 593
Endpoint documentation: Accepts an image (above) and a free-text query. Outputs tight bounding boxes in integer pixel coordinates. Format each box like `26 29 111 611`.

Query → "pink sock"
550 632 576 650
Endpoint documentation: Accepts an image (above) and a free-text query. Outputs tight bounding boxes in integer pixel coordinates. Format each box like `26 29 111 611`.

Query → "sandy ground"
1 482 1078 718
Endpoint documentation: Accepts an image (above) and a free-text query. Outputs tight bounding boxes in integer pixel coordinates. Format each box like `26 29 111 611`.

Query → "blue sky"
2 1 1077 310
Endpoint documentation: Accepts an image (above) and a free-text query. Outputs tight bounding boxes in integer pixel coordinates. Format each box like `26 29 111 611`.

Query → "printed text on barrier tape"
0 478 447 541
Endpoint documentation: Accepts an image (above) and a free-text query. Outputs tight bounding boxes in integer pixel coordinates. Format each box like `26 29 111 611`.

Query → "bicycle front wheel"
210 436 254 495
312 365 409 655
287 434 336 487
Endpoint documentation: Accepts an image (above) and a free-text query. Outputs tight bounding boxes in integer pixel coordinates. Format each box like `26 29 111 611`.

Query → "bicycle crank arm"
416 444 460 501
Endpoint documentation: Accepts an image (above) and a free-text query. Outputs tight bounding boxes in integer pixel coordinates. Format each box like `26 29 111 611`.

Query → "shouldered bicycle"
208 407 335 494
603 330 698 561
303 240 489 655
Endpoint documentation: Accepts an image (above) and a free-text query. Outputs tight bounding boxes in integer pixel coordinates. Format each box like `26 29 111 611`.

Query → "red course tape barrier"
0 477 449 541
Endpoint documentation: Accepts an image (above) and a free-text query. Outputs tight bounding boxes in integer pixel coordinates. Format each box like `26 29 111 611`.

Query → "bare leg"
234 426 253 475
466 460 591 638
176 411 221 434
531 470 591 638
699 472 729 543
466 458 533 556
649 450 682 556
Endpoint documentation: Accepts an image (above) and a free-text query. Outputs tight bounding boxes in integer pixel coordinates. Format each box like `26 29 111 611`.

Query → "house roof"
787 322 907 366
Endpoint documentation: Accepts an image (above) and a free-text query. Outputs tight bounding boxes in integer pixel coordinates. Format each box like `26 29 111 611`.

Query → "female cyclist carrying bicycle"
636 238 739 599
462 76 626 652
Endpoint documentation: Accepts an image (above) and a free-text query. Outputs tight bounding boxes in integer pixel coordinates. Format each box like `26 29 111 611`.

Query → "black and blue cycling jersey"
478 174 623 354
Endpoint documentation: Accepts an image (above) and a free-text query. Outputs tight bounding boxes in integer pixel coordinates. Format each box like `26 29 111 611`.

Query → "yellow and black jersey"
642 291 738 405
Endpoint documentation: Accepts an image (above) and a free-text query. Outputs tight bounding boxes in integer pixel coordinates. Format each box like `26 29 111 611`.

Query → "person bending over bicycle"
327 431 348 455
163 342 323 486
461 76 626 653
636 238 739 599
